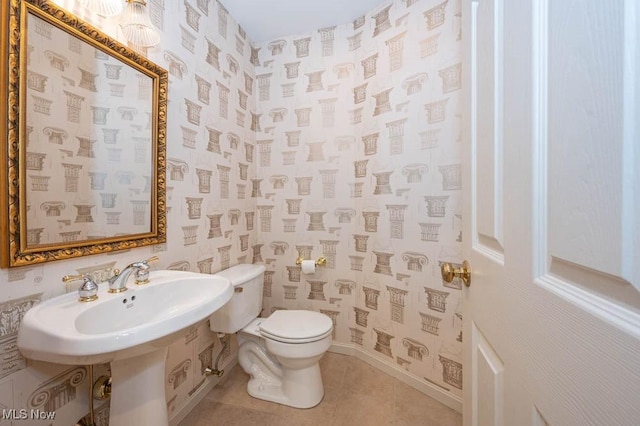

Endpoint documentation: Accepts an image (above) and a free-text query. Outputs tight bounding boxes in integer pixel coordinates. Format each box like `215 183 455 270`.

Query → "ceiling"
219 0 387 43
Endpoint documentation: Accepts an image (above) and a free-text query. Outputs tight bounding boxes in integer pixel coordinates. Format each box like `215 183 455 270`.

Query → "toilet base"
246 362 324 409
238 339 326 409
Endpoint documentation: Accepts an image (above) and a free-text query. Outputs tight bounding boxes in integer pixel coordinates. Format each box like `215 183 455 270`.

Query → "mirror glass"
2 0 167 267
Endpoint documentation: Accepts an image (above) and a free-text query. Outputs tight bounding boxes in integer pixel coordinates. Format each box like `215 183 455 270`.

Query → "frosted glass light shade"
120 0 160 47
78 0 124 17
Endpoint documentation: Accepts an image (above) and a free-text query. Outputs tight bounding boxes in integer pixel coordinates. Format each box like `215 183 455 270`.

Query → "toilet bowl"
209 264 333 409
238 311 332 408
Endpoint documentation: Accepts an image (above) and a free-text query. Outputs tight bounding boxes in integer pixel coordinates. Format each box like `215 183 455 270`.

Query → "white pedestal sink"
17 270 233 426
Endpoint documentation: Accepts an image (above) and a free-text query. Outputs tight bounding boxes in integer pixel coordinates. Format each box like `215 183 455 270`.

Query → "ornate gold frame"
1 0 168 267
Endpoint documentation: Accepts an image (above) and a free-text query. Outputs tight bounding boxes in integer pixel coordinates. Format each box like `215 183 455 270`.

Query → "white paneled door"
462 0 640 425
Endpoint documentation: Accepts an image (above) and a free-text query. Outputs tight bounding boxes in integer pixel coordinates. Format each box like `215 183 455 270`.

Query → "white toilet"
210 264 333 408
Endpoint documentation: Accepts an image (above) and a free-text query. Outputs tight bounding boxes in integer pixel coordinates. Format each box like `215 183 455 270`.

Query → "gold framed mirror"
1 0 167 267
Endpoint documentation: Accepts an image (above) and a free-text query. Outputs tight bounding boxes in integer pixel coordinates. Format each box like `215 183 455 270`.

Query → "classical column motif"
195 75 211 104
306 211 326 231
387 286 409 323
385 31 407 71
295 108 312 126
263 270 275 297
257 205 274 232
373 328 394 358
419 223 442 242
320 309 339 338
349 255 364 271
439 356 463 390
320 239 339 268
386 204 408 239
305 70 325 92
373 251 394 276
293 37 311 57
349 328 364 345
362 211 380 232
424 288 450 313
362 286 380 310
402 338 429 361
181 126 197 149
168 359 191 390
318 26 336 56
372 5 393 37
424 99 449 123
353 307 370 327
206 127 222 153
64 91 84 122
295 176 313 195
28 366 86 412
335 208 356 223
185 197 203 219
361 54 378 79
386 118 407 155
286 265 302 282
353 234 369 252
439 164 462 190
256 73 272 101
207 214 223 238
439 62 462 93
251 179 262 198
218 245 232 269
270 241 289 255
424 195 449 217
307 280 327 301
319 169 338 198
181 225 198 246
217 165 231 198
373 171 393 194
419 312 442 335
373 88 393 116
245 211 255 230
335 279 355 295
424 0 449 30
257 139 273 166
319 98 338 127
402 163 428 183
402 252 429 272
362 132 379 155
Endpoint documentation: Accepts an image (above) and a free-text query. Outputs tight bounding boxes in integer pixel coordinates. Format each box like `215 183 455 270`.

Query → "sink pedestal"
110 347 169 426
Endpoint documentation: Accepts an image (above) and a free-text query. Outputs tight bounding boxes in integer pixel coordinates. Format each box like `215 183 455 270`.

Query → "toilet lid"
259 310 333 341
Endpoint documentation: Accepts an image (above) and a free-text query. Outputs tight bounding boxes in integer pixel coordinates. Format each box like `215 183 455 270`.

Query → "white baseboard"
329 343 462 413
169 359 238 426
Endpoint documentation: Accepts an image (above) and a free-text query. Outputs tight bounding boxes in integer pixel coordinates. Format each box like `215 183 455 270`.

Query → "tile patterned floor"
179 352 462 426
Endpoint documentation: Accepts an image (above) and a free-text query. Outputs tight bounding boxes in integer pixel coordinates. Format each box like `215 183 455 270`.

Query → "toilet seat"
259 310 333 344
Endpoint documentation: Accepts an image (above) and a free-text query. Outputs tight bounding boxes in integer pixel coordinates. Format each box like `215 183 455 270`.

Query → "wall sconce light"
120 0 161 47
77 0 123 17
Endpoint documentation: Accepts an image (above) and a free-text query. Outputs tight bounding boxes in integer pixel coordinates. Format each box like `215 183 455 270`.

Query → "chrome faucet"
108 256 158 293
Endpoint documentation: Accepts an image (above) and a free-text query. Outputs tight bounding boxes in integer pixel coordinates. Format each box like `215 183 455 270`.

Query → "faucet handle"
135 268 151 285
134 256 159 285
63 274 99 302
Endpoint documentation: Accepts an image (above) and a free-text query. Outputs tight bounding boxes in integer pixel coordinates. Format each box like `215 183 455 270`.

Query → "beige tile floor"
179 352 462 426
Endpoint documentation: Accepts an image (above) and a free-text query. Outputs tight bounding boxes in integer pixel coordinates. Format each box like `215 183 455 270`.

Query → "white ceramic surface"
18 270 232 365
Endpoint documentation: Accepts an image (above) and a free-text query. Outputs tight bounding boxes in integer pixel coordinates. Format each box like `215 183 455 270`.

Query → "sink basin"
18 269 233 365
17 269 233 426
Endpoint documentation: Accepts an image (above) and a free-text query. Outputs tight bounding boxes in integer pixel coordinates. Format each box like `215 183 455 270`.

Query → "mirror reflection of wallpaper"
25 13 154 247
255 0 463 396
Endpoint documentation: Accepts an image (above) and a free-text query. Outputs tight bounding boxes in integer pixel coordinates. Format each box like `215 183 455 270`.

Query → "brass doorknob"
441 260 471 287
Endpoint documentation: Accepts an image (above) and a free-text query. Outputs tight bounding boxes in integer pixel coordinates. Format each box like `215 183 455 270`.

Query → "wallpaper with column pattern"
255 0 463 397
0 0 462 423
0 1 256 424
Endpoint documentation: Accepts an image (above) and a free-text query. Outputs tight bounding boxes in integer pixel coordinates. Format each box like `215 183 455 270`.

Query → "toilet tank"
209 264 266 333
